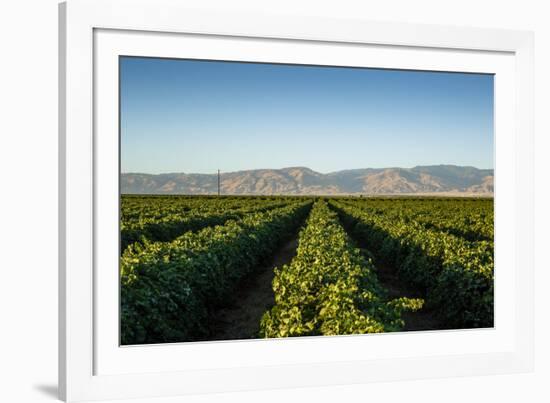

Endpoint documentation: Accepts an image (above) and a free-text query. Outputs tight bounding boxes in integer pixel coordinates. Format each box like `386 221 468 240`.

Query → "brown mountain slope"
121 165 494 196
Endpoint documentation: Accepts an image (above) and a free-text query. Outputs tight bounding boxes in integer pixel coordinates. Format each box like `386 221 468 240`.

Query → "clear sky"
120 56 494 174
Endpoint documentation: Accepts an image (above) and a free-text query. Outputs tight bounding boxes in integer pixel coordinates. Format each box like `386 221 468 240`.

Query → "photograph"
119 56 494 345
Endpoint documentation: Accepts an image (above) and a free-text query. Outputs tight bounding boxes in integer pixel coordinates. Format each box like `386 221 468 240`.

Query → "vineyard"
120 195 494 345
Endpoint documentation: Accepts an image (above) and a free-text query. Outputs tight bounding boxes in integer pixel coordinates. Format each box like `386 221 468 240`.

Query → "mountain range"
121 165 493 196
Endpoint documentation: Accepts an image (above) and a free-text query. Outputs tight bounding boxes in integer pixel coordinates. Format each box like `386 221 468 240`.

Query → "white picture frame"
59 0 534 401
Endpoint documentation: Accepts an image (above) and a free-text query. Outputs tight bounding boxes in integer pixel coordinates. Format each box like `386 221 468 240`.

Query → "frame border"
59 0 534 401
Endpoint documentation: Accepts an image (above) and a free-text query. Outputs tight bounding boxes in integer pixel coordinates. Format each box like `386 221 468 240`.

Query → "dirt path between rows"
372 259 443 331
208 237 299 341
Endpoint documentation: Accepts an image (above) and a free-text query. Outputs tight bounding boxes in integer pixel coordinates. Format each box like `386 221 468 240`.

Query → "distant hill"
121 165 494 196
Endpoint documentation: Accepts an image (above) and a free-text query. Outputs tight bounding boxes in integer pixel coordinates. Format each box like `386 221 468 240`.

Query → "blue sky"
120 57 494 174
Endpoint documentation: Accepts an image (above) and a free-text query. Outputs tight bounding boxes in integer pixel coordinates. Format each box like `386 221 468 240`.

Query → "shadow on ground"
33 384 58 400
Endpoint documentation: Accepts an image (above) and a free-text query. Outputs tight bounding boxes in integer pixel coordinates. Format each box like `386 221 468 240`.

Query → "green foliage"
121 196 294 252
121 201 312 344
330 198 494 329
259 201 423 338
120 195 494 345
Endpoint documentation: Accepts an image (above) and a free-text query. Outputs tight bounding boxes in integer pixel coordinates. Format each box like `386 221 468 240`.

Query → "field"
120 195 494 345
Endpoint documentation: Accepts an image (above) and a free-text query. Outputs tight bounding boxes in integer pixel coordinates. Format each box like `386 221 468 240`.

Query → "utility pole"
217 169 220 196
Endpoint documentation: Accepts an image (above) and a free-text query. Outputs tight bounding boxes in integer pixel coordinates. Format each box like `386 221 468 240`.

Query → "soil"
208 237 299 341
371 257 443 332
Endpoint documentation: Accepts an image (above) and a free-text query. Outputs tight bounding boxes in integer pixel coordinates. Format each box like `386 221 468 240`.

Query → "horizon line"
121 164 495 176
